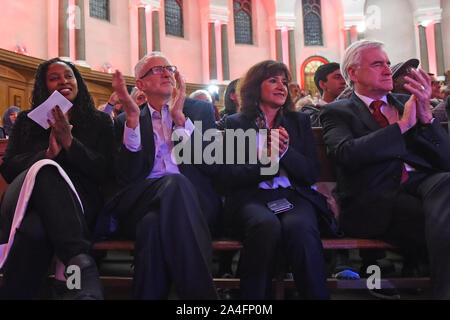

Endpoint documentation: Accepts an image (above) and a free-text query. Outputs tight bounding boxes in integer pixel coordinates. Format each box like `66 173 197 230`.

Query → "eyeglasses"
431 81 440 86
139 65 177 79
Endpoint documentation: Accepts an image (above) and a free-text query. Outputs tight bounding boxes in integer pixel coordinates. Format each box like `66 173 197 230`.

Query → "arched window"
301 57 328 96
89 0 110 21
302 0 323 46
165 0 183 37
234 0 252 44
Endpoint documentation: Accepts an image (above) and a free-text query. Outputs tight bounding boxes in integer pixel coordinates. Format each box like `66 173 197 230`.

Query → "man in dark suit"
108 52 220 299
319 40 450 299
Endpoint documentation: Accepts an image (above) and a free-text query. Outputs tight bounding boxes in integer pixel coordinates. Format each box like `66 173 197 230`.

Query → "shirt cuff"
172 117 195 142
102 102 114 115
123 122 142 152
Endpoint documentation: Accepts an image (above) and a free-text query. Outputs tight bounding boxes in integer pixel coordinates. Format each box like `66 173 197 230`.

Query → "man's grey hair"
341 40 385 88
189 90 212 103
134 51 171 79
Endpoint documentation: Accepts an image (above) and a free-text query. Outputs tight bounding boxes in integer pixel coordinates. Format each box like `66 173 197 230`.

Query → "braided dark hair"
31 58 96 128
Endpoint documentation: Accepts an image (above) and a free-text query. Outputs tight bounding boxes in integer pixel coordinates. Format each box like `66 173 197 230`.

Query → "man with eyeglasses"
100 52 220 299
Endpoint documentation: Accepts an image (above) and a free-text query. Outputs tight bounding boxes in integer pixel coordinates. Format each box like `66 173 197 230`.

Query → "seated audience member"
336 86 354 100
391 58 420 95
446 94 450 122
431 86 450 122
130 86 147 106
189 89 213 103
0 58 114 299
319 40 450 299
2 106 20 138
101 92 124 119
99 52 220 300
299 63 346 127
219 60 340 300
210 90 222 121
220 79 241 118
288 82 303 105
216 78 240 130
429 73 444 107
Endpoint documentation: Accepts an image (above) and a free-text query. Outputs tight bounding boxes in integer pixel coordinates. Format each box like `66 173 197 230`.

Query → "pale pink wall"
84 0 132 75
0 0 48 59
158 0 204 84
228 0 273 81
295 0 344 87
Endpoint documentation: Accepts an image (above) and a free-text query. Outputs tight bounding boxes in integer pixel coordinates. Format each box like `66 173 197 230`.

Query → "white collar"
354 91 388 109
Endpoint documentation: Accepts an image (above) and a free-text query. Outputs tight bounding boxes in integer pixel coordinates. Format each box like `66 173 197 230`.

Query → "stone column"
209 22 217 80
418 25 429 72
58 0 70 59
434 22 445 76
345 28 351 48
138 6 148 59
74 0 87 65
275 29 282 62
221 24 230 81
288 29 297 83
152 10 160 51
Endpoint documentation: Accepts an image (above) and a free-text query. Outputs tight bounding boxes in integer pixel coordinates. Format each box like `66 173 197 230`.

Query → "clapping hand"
404 68 433 124
48 105 73 150
169 70 186 127
112 70 140 129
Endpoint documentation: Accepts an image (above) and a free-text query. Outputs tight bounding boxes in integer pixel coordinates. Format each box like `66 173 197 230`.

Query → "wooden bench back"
0 139 8 197
0 122 447 198
313 122 449 183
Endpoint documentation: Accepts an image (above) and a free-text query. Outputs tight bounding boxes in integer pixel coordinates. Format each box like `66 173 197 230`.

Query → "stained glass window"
234 0 252 44
303 58 326 95
165 0 183 37
302 0 323 46
89 0 110 21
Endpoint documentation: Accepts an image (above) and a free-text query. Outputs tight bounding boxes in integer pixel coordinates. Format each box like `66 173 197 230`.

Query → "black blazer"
319 92 450 237
0 109 114 229
218 111 341 237
97 98 222 237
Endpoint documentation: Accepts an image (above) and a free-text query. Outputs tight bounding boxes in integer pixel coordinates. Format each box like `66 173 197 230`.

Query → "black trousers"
116 174 217 300
381 171 450 299
231 187 329 300
0 165 90 299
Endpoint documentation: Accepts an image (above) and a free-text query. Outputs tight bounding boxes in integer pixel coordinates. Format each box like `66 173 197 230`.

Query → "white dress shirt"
123 103 195 179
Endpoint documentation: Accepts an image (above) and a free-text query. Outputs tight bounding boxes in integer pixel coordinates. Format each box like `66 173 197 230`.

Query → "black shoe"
368 288 401 300
66 253 104 300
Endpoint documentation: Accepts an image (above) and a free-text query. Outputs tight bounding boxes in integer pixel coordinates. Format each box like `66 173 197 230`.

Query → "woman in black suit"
0 58 114 299
220 60 336 299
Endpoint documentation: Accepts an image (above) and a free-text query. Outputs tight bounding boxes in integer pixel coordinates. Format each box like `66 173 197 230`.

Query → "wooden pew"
4 122 450 299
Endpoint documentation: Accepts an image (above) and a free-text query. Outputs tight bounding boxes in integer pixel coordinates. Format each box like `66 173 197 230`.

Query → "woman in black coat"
0 58 114 299
220 60 336 299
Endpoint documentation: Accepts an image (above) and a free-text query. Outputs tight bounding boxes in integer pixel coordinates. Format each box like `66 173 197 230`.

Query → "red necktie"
369 100 409 183
369 100 389 128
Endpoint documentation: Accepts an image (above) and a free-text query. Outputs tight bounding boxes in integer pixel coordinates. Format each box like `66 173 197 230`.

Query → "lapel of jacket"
387 93 405 116
349 92 382 132
139 104 156 168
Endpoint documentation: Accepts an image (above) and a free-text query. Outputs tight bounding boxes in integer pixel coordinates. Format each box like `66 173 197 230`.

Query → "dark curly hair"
238 60 295 120
31 58 96 129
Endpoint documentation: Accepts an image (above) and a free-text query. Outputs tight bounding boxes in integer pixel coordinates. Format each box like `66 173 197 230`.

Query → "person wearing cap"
320 40 450 299
299 62 347 127
391 58 420 95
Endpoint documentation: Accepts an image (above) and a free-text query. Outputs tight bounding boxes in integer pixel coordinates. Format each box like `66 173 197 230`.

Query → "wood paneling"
0 48 228 113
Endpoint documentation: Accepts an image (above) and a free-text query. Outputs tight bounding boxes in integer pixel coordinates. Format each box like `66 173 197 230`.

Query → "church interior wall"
85 0 133 75
364 0 417 68
442 0 450 73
